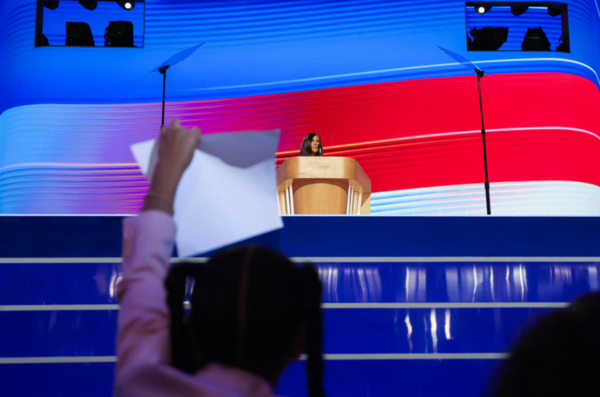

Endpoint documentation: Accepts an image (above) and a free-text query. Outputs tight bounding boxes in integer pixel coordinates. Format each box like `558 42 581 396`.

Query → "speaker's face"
311 135 321 155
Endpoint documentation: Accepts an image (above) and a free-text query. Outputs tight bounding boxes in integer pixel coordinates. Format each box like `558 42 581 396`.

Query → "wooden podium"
277 157 371 215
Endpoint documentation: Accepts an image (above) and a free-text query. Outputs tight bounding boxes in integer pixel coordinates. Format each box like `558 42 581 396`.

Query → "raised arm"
115 119 200 382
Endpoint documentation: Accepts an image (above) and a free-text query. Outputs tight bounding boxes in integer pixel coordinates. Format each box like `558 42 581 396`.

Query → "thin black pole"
476 70 492 215
158 65 170 127
161 71 166 126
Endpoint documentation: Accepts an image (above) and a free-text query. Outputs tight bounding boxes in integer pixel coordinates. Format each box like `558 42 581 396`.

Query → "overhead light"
475 5 492 15
511 6 528 16
65 22 95 47
117 0 135 10
548 6 561 17
78 0 97 10
468 26 509 51
44 0 59 10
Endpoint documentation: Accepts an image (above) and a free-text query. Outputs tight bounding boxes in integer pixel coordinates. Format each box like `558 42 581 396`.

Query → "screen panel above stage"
1 0 599 214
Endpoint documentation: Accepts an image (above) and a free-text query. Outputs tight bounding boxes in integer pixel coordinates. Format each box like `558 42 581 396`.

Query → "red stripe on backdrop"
282 128 600 192
169 72 600 192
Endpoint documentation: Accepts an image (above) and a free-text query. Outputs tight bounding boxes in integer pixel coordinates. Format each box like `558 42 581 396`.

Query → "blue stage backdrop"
1 0 600 215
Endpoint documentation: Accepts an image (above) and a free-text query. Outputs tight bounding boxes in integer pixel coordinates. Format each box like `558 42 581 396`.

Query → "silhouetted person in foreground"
115 119 325 397
486 292 600 397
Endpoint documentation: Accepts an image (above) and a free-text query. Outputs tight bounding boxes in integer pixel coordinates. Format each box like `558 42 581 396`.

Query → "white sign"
131 129 283 257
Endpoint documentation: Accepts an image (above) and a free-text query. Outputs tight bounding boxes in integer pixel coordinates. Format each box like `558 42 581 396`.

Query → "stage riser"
0 360 500 397
0 308 556 357
1 262 598 305
2 216 600 397
3 216 600 257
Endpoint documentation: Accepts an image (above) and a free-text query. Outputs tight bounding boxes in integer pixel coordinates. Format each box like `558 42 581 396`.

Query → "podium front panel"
293 179 349 214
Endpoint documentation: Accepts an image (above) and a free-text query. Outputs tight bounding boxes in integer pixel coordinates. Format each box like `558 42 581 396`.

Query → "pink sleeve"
115 210 176 383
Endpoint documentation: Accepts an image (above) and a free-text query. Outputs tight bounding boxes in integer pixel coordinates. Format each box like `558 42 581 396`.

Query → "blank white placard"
131 129 283 256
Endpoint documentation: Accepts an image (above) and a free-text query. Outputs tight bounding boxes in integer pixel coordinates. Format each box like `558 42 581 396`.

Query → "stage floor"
1 216 600 396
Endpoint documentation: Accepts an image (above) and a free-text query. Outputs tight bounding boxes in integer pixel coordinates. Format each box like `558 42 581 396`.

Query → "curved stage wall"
1 0 599 214
2 215 600 396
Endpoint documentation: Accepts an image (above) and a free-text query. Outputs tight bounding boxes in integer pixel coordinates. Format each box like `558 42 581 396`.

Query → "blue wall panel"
280 216 600 257
0 360 502 397
3 216 600 258
278 360 502 397
0 363 116 397
0 311 118 358
2 261 599 305
0 308 554 357
0 262 122 305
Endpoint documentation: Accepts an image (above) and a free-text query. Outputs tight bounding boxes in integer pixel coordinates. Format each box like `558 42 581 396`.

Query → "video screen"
465 3 567 52
0 1 598 215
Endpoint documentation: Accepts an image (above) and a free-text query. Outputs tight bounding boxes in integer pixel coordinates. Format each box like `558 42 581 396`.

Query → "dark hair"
165 245 325 397
300 133 323 156
485 292 600 397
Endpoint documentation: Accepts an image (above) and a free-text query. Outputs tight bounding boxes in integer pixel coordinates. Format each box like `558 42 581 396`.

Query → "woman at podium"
300 133 323 156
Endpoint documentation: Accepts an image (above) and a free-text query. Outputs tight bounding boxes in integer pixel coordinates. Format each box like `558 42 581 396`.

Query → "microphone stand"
158 65 170 127
151 42 207 127
435 46 492 215
475 68 491 215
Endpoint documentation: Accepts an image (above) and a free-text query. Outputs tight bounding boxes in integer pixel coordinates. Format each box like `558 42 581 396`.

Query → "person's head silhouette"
487 292 600 397
166 246 325 397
